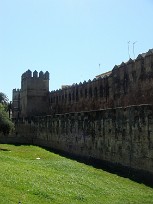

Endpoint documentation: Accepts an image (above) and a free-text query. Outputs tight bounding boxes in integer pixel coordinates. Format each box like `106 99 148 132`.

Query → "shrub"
0 103 14 135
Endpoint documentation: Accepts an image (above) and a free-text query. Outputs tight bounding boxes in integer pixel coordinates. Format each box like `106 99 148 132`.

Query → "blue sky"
0 0 153 101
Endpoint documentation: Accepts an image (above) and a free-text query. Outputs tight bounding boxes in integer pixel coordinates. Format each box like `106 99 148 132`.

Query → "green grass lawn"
0 144 153 204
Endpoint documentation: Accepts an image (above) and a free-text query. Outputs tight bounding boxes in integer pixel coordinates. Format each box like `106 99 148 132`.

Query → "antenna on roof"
133 41 137 60
128 41 130 59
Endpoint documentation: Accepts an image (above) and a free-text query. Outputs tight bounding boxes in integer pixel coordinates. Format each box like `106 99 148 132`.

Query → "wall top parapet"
112 48 153 69
13 88 20 92
48 48 153 95
21 70 49 80
119 62 126 68
146 49 153 57
127 58 134 64
136 54 144 61
54 48 153 93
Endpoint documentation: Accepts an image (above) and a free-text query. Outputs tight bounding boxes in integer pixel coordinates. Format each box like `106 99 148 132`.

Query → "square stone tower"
12 88 20 119
20 70 49 117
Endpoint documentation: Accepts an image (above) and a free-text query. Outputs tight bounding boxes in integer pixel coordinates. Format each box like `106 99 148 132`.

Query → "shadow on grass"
42 146 153 189
1 141 153 188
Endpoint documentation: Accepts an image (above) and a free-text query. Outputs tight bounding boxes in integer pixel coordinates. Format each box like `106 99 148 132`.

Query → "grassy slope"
0 144 153 204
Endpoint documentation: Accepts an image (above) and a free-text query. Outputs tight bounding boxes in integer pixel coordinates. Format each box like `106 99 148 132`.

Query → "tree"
0 92 8 104
0 93 14 135
0 92 11 117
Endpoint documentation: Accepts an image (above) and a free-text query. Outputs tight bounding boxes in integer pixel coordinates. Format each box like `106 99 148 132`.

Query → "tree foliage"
0 92 8 104
0 103 14 135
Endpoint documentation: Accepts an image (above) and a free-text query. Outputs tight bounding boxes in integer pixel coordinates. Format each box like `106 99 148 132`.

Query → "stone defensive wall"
49 49 153 114
5 48 153 183
20 70 50 117
5 104 152 180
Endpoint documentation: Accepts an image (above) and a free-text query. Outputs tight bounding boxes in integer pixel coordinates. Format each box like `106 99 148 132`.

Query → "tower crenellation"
21 70 50 79
10 48 153 181
33 70 38 78
26 69 32 78
19 69 50 117
39 71 44 79
44 71 49 80
12 48 153 117
12 88 21 119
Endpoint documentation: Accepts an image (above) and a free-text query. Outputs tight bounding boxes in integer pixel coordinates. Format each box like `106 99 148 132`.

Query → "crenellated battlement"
21 70 49 80
12 88 21 119
11 48 153 180
12 48 153 117
49 48 153 114
13 88 20 93
49 49 153 95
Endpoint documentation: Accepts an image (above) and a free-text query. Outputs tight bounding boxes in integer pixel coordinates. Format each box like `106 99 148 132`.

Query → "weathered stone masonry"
49 49 153 114
13 104 153 175
9 48 153 178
